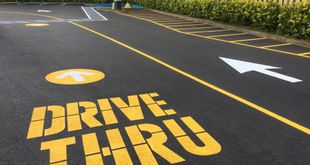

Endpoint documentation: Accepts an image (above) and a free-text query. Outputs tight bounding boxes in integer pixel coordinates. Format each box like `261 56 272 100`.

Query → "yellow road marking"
299 52 310 55
232 37 266 43
162 21 196 25
156 20 190 23
130 14 161 17
138 16 173 19
148 18 184 21
5 11 310 134
119 12 309 59
262 43 292 48
177 26 216 31
209 33 247 38
169 23 208 28
68 21 310 135
148 18 184 22
25 23 49 27
189 29 230 34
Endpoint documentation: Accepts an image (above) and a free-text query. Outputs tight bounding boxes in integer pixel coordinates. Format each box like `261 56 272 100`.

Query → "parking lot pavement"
0 4 309 165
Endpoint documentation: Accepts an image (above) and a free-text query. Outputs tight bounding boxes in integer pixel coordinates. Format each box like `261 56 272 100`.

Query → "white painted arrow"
220 57 302 83
38 10 51 13
56 71 94 82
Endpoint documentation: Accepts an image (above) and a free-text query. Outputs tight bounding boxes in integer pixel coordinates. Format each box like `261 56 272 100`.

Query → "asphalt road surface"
0 4 309 165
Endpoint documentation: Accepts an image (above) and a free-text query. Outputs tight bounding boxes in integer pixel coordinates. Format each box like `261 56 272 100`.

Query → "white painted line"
38 10 51 13
81 7 108 21
81 7 92 19
90 7 108 20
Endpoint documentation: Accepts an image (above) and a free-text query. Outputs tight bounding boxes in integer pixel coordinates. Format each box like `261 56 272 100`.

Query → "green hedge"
129 0 310 39
0 0 114 3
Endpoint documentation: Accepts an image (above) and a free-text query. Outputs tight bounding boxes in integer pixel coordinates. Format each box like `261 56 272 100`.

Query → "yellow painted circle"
46 69 105 85
25 23 49 27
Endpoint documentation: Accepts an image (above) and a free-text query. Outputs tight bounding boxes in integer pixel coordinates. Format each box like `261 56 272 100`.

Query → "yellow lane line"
209 33 247 38
119 12 309 59
69 21 310 135
169 23 208 28
156 20 190 23
177 26 216 31
299 52 310 55
146 17 182 20
137 16 174 19
262 43 292 48
191 32 310 58
232 37 266 43
131 14 162 17
162 21 196 25
189 29 230 34
147 18 185 21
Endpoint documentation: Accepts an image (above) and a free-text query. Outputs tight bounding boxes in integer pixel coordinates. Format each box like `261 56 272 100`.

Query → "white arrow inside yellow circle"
56 71 94 82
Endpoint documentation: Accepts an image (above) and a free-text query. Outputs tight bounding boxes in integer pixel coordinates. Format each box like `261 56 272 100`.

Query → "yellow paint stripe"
177 26 216 31
299 52 310 55
129 14 161 17
118 13 309 59
208 33 247 38
169 23 208 28
156 20 189 23
138 16 173 19
68 21 310 135
147 18 183 21
131 14 162 16
189 29 230 34
162 21 196 25
232 37 266 43
262 43 292 48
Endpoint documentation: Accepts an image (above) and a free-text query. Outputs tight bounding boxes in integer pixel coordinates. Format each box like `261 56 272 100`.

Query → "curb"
148 9 310 49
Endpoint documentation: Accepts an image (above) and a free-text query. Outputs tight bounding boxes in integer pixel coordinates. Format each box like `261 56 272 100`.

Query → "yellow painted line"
118 12 309 59
232 37 266 43
146 18 184 21
130 14 162 17
162 21 196 25
131 13 163 16
191 32 310 58
262 43 292 48
129 14 173 19
25 23 49 27
169 23 208 28
156 20 189 23
208 33 247 38
177 26 216 31
189 29 230 34
163 21 200 26
137 16 174 19
299 52 310 55
69 21 310 135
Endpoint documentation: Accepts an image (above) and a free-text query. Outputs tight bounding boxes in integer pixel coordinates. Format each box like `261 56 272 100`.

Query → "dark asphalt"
0 5 309 165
